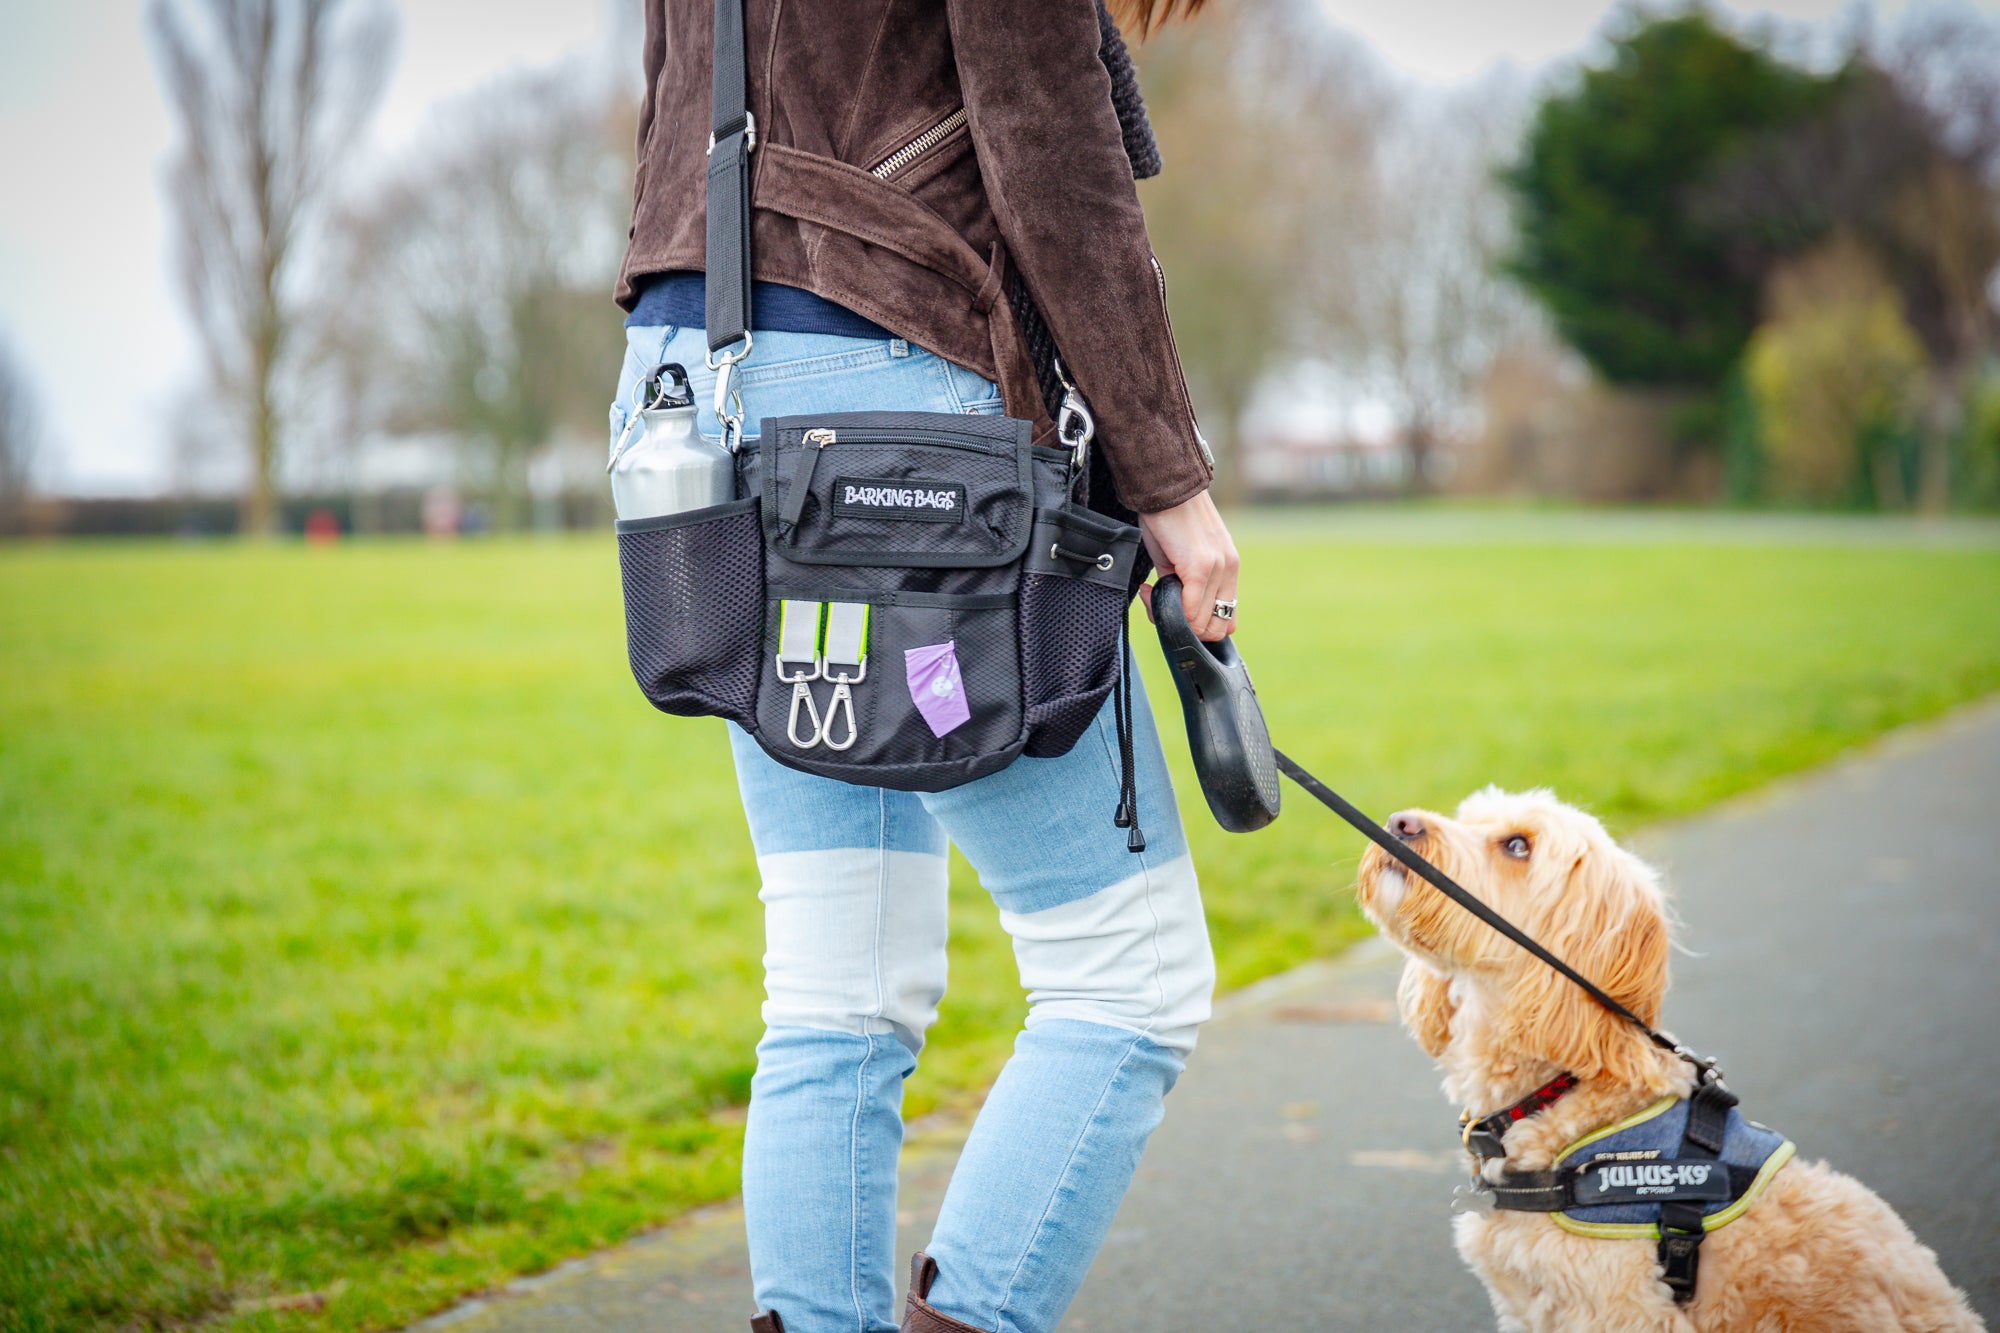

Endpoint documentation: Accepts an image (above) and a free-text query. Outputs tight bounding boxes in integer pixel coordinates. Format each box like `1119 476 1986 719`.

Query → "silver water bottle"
608 363 736 520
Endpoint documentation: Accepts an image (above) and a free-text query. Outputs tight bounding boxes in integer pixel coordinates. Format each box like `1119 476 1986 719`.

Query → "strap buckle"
706 111 757 156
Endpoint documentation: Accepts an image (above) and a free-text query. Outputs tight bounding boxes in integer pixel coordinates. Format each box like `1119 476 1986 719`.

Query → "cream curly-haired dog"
1354 787 1982 1333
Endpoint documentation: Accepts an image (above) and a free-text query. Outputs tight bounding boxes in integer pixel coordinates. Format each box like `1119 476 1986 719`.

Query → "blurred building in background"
1241 429 1419 502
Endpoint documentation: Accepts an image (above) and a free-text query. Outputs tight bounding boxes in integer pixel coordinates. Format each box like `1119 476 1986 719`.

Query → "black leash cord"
1271 749 1712 1076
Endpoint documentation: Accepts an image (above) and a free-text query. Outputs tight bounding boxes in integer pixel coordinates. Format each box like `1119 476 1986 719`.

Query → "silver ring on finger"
1212 598 1237 622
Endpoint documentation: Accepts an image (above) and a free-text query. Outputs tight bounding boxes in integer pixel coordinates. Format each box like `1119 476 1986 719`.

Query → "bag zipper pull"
779 428 836 539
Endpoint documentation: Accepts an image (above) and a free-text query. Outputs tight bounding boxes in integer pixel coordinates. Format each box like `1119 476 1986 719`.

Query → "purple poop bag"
904 641 971 738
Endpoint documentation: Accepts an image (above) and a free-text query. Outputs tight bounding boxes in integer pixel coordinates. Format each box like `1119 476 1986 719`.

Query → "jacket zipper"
1150 255 1215 467
870 109 968 179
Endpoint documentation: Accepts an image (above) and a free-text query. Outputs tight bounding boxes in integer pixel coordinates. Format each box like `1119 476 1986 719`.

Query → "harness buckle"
1459 1110 1504 1188
1657 1226 1706 1305
1462 1122 1508 1162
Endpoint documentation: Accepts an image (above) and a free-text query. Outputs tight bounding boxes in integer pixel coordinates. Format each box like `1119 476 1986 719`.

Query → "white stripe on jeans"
1000 851 1213 1057
757 847 949 1055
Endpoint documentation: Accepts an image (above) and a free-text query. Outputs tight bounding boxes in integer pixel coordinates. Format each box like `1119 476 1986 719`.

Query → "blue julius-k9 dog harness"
1463 1074 1796 1303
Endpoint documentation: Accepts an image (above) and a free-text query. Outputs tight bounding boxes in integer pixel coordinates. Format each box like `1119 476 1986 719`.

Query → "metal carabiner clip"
777 651 824 749
706 334 754 455
1052 356 1094 496
788 682 825 749
818 659 866 752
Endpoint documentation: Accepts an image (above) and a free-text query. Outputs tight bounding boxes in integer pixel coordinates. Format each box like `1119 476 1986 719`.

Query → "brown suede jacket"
616 0 1214 515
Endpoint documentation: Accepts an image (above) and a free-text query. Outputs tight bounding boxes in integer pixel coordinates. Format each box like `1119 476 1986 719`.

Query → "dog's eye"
1502 835 1531 860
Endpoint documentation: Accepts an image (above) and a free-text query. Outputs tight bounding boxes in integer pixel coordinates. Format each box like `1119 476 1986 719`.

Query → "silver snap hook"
787 679 825 749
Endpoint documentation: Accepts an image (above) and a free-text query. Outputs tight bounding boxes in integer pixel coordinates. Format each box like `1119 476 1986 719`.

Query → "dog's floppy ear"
1397 959 1456 1058
1496 843 1669 1085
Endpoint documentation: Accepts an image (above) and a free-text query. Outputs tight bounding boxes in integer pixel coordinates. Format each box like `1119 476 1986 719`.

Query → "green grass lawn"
4 514 1998 1331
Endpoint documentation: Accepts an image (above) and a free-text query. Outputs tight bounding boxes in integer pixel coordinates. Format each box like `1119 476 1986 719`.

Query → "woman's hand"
1135 489 1240 642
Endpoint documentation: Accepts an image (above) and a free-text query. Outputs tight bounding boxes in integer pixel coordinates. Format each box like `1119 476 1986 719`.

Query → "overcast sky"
0 0 1979 495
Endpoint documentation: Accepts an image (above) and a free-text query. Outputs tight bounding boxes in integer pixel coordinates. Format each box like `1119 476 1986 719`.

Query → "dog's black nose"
1389 812 1425 843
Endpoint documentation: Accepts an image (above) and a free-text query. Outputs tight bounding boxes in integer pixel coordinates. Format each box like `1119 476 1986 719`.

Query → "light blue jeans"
614 325 1215 1333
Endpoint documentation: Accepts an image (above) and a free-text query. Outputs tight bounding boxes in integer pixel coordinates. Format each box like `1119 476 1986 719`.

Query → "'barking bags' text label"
832 477 967 522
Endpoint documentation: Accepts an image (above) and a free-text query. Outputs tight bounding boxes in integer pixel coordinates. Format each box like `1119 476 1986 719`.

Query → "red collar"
1459 1073 1579 1161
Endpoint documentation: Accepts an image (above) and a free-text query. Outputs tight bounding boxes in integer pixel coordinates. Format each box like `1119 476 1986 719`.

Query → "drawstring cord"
1112 613 1145 852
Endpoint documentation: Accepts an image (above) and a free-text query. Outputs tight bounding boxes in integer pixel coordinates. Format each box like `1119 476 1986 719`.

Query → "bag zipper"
792 426 1010 457
781 429 839 535
779 425 1012 540
870 109 968 180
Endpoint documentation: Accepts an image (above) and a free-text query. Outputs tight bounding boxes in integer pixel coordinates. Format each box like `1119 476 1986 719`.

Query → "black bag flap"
760 412 1035 569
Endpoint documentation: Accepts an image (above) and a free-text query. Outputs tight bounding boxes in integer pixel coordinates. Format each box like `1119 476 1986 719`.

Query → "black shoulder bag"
614 0 1147 827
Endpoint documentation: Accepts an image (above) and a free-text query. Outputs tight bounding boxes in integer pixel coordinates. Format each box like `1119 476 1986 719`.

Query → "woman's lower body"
615 324 1214 1333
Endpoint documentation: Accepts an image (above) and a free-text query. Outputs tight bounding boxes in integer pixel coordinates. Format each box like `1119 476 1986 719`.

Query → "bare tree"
1138 0 1382 504
0 332 42 531
1333 75 1543 492
327 60 634 529
147 0 395 536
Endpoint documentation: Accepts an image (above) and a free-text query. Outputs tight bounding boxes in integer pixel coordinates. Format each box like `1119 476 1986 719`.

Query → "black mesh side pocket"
616 499 763 725
1019 571 1126 758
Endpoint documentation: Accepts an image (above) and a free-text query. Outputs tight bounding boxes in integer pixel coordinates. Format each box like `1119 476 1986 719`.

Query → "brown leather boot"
902 1252 987 1332
749 1312 784 1333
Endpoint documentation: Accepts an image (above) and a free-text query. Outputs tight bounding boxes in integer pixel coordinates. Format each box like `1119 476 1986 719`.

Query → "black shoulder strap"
706 0 754 351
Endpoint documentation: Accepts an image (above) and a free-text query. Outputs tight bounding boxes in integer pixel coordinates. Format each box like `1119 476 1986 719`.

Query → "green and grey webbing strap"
819 602 869 751
776 600 823 678
778 600 823 747
776 599 870 750
822 603 870 681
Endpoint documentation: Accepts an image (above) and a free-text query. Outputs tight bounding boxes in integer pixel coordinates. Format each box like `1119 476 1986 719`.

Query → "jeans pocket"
936 354 1004 415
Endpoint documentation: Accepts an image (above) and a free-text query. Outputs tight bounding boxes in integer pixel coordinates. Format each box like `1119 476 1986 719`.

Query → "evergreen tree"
1504 14 1835 389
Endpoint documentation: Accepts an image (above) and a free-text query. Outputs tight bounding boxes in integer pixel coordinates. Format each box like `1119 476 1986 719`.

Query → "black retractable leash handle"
1150 575 1282 833
1149 578 1721 1082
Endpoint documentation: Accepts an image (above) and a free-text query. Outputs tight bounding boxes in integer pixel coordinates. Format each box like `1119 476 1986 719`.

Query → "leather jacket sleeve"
944 0 1214 514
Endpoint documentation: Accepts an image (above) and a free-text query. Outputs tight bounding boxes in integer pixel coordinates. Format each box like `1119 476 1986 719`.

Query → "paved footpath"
417 700 2000 1332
